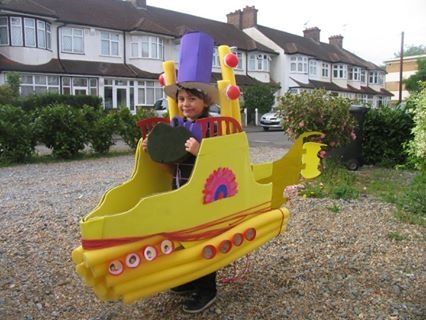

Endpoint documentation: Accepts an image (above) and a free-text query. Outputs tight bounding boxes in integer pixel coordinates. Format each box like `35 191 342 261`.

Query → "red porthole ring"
125 253 141 268
108 260 124 276
218 240 232 254
202 245 217 259
232 233 244 246
143 246 158 261
244 228 256 241
160 240 174 255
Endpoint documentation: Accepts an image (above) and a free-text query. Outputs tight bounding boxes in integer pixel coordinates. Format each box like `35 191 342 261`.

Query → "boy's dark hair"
176 86 212 106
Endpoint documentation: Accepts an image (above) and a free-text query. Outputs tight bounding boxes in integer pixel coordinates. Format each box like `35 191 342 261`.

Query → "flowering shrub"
277 89 356 149
405 82 426 170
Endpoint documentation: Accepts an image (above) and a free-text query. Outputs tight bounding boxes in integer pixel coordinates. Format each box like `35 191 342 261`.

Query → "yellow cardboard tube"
218 45 241 125
162 61 181 119
218 45 236 86
217 80 232 117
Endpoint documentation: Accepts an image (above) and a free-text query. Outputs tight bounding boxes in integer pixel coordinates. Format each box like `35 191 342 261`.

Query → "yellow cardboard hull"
71 130 321 303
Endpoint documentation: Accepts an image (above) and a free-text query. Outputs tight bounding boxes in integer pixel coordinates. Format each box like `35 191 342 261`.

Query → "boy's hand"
142 135 149 152
185 137 200 156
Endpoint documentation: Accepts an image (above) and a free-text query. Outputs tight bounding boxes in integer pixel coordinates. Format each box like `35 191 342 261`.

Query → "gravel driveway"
0 146 424 320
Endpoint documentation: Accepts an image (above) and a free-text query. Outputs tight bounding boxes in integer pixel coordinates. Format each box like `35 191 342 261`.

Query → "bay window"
248 54 270 72
1 16 51 49
348 67 361 81
290 55 308 73
368 71 384 85
332 64 347 79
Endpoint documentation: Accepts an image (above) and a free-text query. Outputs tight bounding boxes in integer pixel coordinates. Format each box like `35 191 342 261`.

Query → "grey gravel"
0 146 425 320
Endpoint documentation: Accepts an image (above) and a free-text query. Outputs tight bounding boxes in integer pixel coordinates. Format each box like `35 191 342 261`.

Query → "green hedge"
19 93 102 111
34 104 89 158
362 107 414 166
0 104 36 163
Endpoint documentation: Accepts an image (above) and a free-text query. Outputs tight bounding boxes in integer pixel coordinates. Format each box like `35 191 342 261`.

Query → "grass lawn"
302 163 425 227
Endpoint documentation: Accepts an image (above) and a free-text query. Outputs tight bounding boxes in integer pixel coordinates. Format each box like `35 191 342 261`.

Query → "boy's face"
177 90 207 121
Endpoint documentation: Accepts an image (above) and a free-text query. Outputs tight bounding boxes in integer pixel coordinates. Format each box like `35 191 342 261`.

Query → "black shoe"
170 283 196 295
182 291 217 314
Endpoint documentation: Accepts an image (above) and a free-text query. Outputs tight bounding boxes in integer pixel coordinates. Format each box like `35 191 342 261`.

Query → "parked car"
153 98 168 117
209 104 221 117
259 108 283 131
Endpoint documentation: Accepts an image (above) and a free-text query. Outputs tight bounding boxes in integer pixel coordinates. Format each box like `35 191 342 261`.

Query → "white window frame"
332 64 347 79
236 51 243 70
19 73 60 96
101 31 120 56
46 23 51 49
368 71 384 85
349 67 361 81
248 53 270 72
309 60 317 76
137 80 163 105
321 63 329 77
360 70 366 83
62 76 98 96
0 16 9 45
37 20 46 49
24 18 36 47
11 17 23 46
1 16 51 49
290 55 308 74
61 27 84 54
130 35 164 60
212 47 220 68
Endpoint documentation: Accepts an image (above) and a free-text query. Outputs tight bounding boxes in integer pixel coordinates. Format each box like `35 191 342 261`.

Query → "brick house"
384 54 426 102
0 0 391 109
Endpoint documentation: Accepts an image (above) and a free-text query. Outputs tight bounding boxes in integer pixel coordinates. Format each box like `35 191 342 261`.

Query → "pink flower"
299 121 305 128
351 131 357 140
329 141 336 147
319 150 327 159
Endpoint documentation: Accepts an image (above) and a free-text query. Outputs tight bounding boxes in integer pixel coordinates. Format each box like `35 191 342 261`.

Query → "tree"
243 84 276 123
394 44 426 57
405 58 426 92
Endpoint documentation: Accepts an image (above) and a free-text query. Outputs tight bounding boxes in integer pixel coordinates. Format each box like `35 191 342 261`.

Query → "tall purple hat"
164 31 218 103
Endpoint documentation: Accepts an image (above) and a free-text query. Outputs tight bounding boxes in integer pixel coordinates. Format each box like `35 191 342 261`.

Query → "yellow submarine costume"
71 32 324 304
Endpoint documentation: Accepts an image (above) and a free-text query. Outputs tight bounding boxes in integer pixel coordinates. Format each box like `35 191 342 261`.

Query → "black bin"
328 105 369 170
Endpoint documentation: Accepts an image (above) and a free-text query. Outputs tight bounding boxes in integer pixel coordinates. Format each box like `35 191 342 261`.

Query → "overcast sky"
148 0 426 66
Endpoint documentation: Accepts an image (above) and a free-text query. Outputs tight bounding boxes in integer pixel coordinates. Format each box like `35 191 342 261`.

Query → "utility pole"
398 31 404 104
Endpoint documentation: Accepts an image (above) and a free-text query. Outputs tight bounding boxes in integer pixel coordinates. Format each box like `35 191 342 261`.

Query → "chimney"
226 9 242 29
129 0 146 9
241 6 258 29
303 27 321 42
227 6 258 29
329 35 343 48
